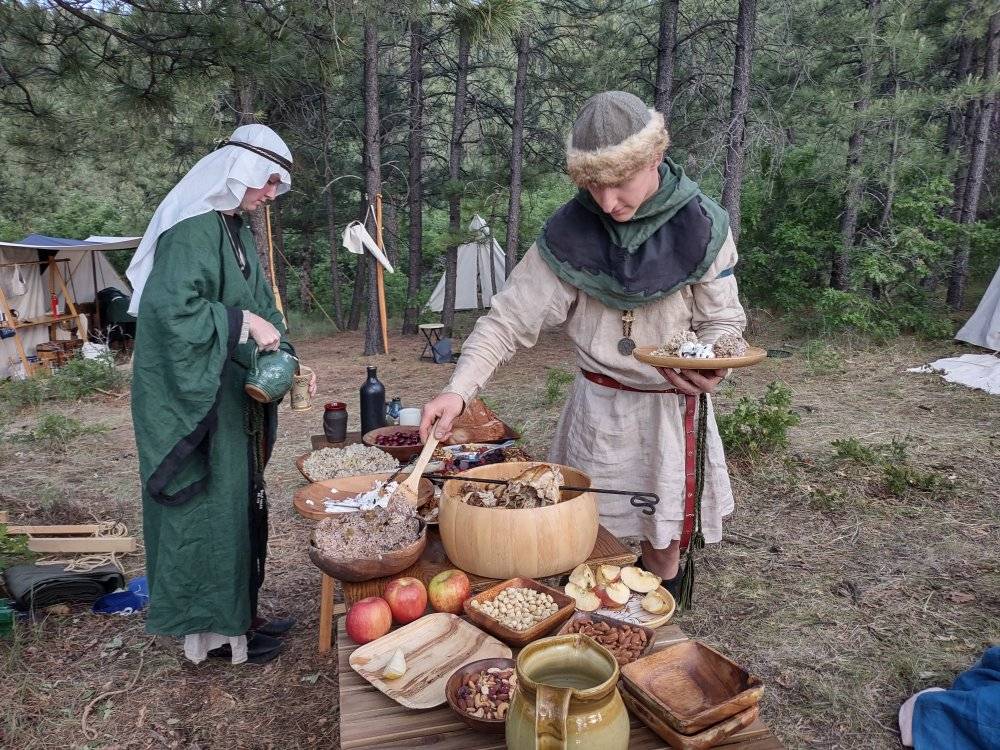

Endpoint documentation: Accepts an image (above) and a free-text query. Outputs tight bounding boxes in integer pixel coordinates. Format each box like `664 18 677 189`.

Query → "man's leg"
639 539 680 579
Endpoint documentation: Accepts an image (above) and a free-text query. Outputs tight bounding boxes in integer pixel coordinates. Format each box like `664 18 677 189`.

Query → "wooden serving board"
633 346 768 370
348 613 511 709
293 473 435 521
595 585 675 629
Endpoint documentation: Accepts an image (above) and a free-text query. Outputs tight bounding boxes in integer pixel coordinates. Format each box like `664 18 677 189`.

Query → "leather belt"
580 369 699 550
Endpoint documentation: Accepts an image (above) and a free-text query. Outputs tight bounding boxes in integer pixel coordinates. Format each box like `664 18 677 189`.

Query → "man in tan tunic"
420 91 746 596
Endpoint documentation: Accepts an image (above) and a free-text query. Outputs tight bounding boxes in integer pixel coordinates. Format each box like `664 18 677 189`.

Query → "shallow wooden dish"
594 584 676 630
444 657 516 734
620 681 760 750
555 611 656 666
349 613 512 709
363 425 424 462
308 517 427 582
463 577 576 648
621 640 764 735
293 472 434 520
632 346 767 370
439 462 599 579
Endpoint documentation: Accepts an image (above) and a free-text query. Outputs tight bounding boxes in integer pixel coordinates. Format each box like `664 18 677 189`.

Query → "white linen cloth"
183 633 248 665
444 233 746 547
908 354 1000 395
126 124 292 316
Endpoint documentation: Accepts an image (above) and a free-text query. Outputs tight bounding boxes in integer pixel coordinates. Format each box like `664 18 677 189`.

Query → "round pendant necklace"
618 309 636 356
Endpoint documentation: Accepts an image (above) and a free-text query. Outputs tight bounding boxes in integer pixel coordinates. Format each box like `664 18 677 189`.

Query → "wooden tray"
632 346 767 370
593 585 676 630
622 640 764 734
463 577 575 648
555 611 656 666
348 613 512 709
621 681 760 750
293 473 435 521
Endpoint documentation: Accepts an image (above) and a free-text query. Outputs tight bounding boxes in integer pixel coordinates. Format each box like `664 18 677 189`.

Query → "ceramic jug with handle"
506 634 630 750
244 342 298 404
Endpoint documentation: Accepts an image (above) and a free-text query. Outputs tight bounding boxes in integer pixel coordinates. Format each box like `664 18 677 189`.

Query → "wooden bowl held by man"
438 462 599 579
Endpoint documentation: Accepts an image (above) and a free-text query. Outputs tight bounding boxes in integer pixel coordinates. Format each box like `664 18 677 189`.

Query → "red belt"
580 369 699 551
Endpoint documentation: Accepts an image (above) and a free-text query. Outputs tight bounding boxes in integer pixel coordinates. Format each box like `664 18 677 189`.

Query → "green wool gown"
132 210 290 637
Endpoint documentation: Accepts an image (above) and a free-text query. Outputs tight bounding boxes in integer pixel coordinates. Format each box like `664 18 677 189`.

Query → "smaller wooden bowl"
632 345 767 370
444 657 516 734
463 577 576 648
555 611 656 666
363 425 424 462
308 518 427 583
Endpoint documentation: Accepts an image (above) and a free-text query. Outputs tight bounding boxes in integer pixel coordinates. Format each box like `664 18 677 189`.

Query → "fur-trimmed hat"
566 91 670 187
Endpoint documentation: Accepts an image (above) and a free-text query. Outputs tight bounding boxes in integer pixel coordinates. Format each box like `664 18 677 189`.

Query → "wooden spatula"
394 432 440 506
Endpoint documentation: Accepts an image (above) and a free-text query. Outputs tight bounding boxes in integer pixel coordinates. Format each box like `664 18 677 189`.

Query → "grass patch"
798 340 843 376
0 523 32 570
0 355 128 414
831 437 949 497
30 413 109 451
542 367 575 405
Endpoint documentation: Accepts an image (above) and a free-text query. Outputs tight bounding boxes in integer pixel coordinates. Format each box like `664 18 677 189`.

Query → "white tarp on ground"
908 354 1000 395
426 215 508 312
956 264 1000 350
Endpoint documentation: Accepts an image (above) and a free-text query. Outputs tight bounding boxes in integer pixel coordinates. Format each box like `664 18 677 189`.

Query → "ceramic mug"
398 407 422 426
244 343 298 404
290 365 313 411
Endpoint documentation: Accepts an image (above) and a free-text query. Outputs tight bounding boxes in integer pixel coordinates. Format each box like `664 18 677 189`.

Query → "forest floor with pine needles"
1 317 998 749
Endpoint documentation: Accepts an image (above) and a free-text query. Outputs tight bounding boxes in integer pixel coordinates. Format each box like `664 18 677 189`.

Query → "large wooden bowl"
439 462 599 579
308 518 428 582
293 472 435 521
362 425 425 462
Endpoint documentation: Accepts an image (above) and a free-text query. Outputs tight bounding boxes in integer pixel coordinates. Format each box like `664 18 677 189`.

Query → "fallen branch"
81 639 153 740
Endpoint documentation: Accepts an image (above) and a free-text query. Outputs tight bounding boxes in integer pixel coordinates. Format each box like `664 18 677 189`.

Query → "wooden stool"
418 323 444 361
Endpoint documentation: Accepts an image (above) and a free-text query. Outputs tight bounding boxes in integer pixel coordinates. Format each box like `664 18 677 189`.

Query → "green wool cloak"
132 210 290 637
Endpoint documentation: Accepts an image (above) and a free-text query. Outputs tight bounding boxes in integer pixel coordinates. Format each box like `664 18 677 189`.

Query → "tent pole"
265 205 288 331
92 250 101 334
375 194 389 354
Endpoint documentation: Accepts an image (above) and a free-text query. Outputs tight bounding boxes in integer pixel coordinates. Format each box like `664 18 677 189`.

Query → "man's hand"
656 367 727 396
248 312 281 352
419 392 465 442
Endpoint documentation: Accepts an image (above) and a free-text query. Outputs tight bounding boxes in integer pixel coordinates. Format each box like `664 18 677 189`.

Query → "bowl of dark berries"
445 657 517 734
363 425 425 462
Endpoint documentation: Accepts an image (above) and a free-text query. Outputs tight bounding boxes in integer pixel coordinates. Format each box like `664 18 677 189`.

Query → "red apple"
345 596 392 644
427 569 471 614
383 577 427 624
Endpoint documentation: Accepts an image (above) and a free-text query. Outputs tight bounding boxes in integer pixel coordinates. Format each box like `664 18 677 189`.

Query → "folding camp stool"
418 323 444 361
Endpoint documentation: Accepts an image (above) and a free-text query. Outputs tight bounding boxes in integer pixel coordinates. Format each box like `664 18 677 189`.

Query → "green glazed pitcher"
506 634 630 750
244 342 298 404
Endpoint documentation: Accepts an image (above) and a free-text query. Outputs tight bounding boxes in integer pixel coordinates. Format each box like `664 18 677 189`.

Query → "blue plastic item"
92 576 149 615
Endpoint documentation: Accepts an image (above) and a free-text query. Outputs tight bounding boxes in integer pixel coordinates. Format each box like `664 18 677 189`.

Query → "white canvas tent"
956 264 1000 351
0 234 138 378
426 215 508 312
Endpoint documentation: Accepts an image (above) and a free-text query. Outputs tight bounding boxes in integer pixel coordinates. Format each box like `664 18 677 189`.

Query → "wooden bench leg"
319 573 335 654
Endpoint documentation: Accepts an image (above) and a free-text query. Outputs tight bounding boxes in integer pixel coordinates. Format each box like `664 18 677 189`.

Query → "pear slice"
382 648 407 680
568 563 597 590
640 590 671 615
620 566 662 594
595 564 621 586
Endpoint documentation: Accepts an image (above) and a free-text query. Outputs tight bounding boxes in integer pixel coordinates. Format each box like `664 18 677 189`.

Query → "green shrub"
0 355 128 413
32 412 108 451
543 368 575 405
832 437 945 496
0 524 32 570
717 381 801 458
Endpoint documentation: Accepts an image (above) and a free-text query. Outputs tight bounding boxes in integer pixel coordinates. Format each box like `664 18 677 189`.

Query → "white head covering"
126 124 293 315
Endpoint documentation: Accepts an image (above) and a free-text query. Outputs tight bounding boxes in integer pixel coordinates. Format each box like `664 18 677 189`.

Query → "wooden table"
315 525 636 654
336 620 784 749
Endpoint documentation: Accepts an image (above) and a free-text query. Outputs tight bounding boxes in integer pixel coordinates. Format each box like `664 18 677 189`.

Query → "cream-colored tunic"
444 231 747 548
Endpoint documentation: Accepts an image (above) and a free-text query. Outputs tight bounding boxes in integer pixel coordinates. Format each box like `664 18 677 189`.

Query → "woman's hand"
419 392 465 441
248 312 281 352
656 367 727 396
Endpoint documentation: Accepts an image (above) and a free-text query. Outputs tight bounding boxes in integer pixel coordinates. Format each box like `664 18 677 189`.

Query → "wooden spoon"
394 432 440 507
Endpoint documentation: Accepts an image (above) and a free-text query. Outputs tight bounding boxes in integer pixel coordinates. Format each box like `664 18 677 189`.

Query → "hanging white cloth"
341 220 394 272
125 124 293 316
2 263 27 298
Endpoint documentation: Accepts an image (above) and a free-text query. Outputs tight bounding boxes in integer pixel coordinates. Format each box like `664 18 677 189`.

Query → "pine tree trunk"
383 202 399 268
948 12 1000 309
878 80 900 231
505 26 530 278
272 199 288 309
348 253 366 331
654 0 679 118
233 77 272 278
945 36 975 156
403 18 424 335
325 187 345 329
442 30 471 337
362 21 384 355
720 0 757 243
300 234 313 314
951 45 982 223
832 0 880 291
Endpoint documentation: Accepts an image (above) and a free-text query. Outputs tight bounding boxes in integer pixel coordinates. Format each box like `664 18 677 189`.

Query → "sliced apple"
565 582 588 600
605 581 631 607
641 590 671 615
595 564 621 586
568 563 597 590
574 590 601 612
620 566 662 594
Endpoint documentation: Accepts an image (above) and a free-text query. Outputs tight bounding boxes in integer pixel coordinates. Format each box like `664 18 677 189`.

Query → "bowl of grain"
296 443 400 483
308 497 427 582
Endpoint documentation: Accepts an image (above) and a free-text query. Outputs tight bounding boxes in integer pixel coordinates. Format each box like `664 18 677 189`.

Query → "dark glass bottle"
359 366 386 435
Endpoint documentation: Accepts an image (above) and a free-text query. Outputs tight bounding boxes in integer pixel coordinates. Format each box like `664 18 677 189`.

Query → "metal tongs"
421 473 660 516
